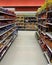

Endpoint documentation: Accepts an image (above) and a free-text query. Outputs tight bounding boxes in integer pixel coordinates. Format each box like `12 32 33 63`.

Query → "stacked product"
24 17 37 30
0 7 18 60
16 15 37 30
16 15 24 30
36 1 52 64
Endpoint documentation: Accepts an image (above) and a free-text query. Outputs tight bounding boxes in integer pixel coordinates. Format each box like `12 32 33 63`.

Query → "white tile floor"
0 31 48 65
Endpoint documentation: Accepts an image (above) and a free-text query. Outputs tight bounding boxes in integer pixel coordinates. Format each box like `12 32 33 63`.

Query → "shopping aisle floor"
0 31 48 65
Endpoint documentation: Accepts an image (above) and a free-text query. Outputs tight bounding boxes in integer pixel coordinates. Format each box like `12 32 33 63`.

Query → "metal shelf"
46 44 52 53
0 28 16 44
44 51 51 64
46 32 52 39
0 11 16 17
46 23 52 25
0 23 14 28
0 19 14 21
0 27 14 36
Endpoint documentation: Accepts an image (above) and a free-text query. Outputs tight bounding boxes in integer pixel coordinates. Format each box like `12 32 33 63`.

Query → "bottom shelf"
44 51 50 64
0 34 17 61
0 48 7 60
36 33 52 65
44 52 52 65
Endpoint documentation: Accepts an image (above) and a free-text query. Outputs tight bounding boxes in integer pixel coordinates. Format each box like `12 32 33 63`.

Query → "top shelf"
47 10 52 13
0 11 16 17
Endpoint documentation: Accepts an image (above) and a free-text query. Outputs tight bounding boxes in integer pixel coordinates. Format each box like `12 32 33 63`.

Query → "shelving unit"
24 16 37 30
16 15 24 30
36 1 52 64
16 15 37 30
0 7 18 61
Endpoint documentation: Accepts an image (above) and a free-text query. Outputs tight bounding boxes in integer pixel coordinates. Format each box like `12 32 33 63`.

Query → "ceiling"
0 0 45 6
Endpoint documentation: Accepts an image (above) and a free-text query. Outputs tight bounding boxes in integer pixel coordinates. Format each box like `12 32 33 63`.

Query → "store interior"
0 0 52 65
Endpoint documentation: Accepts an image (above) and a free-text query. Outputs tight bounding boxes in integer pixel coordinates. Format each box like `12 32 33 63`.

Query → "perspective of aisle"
0 31 48 65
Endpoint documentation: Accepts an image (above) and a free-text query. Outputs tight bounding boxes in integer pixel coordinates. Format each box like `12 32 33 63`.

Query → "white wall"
15 11 37 16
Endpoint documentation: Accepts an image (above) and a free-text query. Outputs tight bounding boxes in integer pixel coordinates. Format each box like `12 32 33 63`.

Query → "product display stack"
16 15 37 30
24 17 37 30
0 7 18 60
16 15 24 30
36 1 52 64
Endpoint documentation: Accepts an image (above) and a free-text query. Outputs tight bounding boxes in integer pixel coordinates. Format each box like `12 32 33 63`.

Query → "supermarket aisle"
0 31 48 65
